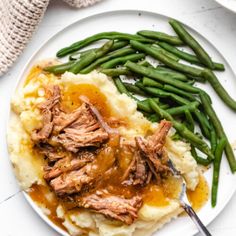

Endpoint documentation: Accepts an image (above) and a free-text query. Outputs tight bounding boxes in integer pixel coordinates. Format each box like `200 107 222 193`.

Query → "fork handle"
181 202 212 236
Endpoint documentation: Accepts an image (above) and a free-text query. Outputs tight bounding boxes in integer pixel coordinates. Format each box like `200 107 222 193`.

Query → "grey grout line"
191 6 222 14
0 190 23 206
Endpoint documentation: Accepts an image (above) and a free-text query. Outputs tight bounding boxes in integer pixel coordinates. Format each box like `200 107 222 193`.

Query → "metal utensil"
168 160 212 236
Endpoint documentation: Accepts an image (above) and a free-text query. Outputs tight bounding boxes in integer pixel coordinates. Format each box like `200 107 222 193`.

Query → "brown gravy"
29 184 66 231
29 175 209 230
61 83 110 118
142 184 170 207
187 175 209 211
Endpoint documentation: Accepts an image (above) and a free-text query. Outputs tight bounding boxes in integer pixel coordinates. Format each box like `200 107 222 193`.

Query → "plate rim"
214 0 236 14
7 9 236 236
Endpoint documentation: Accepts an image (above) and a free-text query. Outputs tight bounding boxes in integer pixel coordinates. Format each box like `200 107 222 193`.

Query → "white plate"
214 0 236 13
10 10 236 236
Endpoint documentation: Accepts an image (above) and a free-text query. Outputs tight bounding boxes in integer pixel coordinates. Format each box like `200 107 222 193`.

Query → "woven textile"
0 0 101 76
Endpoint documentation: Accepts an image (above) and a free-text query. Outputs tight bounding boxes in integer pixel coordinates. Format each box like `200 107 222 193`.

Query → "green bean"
137 99 153 113
135 81 148 90
153 68 195 85
156 65 182 73
100 68 131 76
77 49 95 58
158 42 224 71
130 40 203 77
151 45 180 62
69 49 96 61
197 88 212 104
57 32 154 57
137 30 184 46
154 69 189 82
112 77 167 118
141 83 190 105
142 77 163 88
101 53 145 69
138 60 153 67
143 77 195 101
135 81 158 98
210 124 218 154
185 110 195 132
212 137 227 207
127 83 156 101
166 101 199 116
110 40 129 50
149 99 214 159
163 84 196 101
171 133 181 141
151 98 160 104
212 62 225 71
159 104 170 109
142 79 210 138
89 40 115 59
191 145 212 166
125 61 201 93
202 69 236 111
169 19 214 69
112 78 152 114
80 48 135 73
199 110 211 129
112 79 156 114
68 51 96 74
200 92 236 172
69 40 129 61
116 80 155 115
155 66 189 82
147 114 160 123
44 61 75 74
137 86 190 105
124 83 147 96
196 132 204 140
112 77 132 97
186 73 206 83
187 80 195 86
193 110 211 139
138 98 170 113
69 40 114 74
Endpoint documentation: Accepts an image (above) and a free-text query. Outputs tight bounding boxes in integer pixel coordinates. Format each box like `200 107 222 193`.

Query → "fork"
168 160 212 236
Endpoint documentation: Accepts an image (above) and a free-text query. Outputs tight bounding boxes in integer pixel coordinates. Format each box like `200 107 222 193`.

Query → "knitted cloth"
0 0 101 76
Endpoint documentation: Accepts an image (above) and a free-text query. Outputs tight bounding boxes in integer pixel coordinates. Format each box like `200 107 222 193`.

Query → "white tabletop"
1 0 236 235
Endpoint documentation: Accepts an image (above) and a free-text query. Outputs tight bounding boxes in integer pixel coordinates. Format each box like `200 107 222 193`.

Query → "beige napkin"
0 0 101 76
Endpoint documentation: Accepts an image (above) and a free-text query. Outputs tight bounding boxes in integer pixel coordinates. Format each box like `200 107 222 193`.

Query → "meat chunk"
44 151 95 181
121 120 172 185
50 165 93 196
148 120 172 155
53 107 87 133
50 146 116 196
31 86 60 142
77 190 142 225
135 120 172 181
53 103 109 153
122 151 149 186
54 129 108 153
38 85 61 111
32 86 109 153
31 109 53 142
36 144 66 162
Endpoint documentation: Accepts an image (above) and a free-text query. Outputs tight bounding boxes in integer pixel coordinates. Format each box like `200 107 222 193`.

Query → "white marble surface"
1 0 236 235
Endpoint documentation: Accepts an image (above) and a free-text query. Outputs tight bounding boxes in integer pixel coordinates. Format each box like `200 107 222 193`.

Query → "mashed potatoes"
8 65 200 236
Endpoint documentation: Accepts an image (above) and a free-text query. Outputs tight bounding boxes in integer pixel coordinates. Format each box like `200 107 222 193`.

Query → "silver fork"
168 160 212 236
